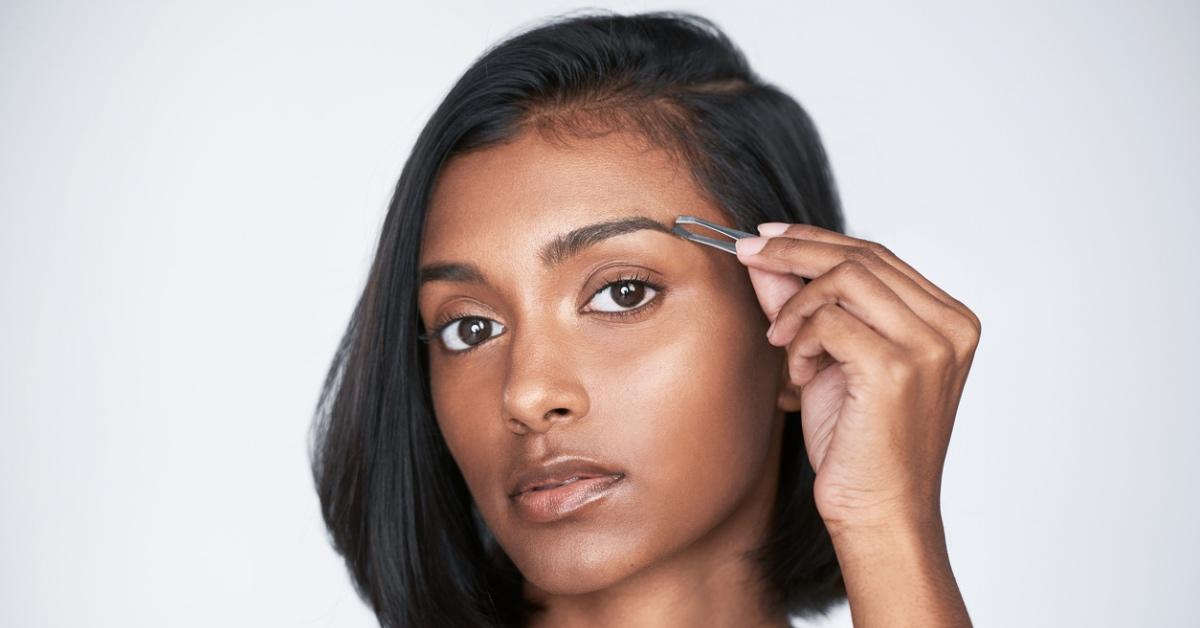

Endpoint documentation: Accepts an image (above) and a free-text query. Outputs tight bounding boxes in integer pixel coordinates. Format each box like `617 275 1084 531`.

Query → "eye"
421 274 663 354
587 277 660 314
428 316 507 353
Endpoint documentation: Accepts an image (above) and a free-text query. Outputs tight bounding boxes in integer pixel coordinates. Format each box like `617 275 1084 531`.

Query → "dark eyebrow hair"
419 215 678 288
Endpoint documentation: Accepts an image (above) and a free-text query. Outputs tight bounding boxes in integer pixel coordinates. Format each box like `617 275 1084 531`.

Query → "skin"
734 226 981 627
417 125 979 627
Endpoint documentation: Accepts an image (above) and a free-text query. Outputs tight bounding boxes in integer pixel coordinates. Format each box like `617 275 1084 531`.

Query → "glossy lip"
508 456 624 497
508 456 626 523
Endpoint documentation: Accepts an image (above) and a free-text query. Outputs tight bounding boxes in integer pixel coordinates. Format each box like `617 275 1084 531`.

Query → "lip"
508 456 626 523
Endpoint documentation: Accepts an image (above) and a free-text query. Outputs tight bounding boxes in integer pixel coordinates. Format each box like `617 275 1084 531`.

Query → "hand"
735 222 981 535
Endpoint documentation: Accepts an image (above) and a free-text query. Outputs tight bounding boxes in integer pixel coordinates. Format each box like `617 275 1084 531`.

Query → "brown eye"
438 316 506 352
588 279 658 313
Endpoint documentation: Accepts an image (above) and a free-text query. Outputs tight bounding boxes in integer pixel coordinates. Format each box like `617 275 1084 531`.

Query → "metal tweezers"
672 215 758 254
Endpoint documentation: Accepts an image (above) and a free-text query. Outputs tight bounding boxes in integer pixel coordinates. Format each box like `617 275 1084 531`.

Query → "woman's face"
418 127 789 595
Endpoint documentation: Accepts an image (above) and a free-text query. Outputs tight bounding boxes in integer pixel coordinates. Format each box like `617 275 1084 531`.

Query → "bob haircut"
310 10 848 627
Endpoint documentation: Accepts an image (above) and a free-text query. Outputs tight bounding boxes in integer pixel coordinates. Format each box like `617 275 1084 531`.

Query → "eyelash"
420 271 666 355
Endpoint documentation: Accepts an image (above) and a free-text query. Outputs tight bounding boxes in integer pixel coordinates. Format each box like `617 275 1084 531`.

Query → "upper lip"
508 455 625 498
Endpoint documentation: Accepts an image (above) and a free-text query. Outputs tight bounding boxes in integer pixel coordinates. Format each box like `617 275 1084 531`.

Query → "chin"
503 527 653 596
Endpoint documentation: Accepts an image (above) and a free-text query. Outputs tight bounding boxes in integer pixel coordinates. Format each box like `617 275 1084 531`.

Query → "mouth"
511 473 625 523
507 456 627 523
514 473 621 495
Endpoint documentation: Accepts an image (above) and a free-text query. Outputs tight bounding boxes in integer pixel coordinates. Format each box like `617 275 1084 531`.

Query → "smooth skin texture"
418 126 977 627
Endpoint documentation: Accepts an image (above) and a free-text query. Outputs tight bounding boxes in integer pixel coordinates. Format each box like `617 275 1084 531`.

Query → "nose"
502 329 590 435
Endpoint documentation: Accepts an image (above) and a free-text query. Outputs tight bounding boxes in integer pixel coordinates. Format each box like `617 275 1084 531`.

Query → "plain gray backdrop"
2 1 1196 626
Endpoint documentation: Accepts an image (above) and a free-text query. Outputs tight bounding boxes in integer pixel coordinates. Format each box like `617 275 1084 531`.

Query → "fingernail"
757 222 789 237
736 236 768 256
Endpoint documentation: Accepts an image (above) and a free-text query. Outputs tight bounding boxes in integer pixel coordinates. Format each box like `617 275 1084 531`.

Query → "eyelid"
583 264 666 301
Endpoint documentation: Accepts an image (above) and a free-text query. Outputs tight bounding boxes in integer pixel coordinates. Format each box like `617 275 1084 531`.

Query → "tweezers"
672 215 758 254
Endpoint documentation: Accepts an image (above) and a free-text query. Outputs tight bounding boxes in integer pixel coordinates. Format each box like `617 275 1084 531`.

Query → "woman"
310 10 980 627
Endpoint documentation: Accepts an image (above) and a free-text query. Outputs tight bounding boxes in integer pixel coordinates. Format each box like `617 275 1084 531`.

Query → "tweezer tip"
670 224 693 239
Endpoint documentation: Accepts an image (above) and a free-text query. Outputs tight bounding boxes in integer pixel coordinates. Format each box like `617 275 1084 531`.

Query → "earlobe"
775 358 804 412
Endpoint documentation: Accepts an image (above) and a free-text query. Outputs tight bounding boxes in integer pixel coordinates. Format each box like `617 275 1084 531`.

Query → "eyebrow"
419 215 678 288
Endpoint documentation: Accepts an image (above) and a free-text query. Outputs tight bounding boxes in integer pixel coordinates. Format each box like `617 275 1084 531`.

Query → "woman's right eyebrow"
419 215 678 288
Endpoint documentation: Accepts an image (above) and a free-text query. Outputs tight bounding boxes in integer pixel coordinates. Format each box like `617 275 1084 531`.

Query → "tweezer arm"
672 215 758 255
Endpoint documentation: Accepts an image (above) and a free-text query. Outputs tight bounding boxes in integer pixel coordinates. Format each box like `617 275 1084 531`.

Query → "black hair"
309 9 847 627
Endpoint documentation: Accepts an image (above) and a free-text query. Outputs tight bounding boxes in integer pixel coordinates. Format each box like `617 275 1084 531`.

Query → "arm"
830 516 971 627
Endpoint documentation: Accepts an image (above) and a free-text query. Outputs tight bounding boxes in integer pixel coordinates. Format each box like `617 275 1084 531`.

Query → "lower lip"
511 474 625 523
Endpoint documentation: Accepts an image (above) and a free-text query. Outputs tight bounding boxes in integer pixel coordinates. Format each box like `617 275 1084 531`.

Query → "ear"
775 356 804 412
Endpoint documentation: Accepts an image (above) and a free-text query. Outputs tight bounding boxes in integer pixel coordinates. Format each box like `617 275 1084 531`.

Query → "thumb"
746 266 806 323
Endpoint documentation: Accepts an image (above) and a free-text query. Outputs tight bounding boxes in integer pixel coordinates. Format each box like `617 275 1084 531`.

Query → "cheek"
428 359 505 498
588 296 780 526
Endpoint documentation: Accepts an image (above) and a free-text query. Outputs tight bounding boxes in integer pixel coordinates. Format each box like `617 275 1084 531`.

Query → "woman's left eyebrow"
419 215 679 288
538 215 677 267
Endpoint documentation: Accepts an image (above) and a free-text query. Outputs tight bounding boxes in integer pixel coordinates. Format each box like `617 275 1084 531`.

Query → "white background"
2 1 1196 626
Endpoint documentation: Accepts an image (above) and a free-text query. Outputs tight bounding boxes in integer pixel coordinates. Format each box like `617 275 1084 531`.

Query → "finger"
758 222 980 332
738 234 973 358
767 259 950 358
762 222 983 362
746 266 807 323
784 301 901 389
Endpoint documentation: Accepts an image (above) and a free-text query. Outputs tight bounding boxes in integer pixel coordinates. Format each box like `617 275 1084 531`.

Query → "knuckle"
844 246 878 266
810 301 841 324
954 322 982 365
784 223 823 239
787 354 806 384
919 337 954 366
864 240 895 259
964 307 982 336
881 353 915 384
776 288 809 319
956 311 981 342
948 297 982 334
945 307 982 354
768 235 802 255
930 300 981 362
834 259 871 281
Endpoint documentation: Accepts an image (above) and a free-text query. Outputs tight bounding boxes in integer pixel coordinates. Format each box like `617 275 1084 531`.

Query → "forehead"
420 129 726 263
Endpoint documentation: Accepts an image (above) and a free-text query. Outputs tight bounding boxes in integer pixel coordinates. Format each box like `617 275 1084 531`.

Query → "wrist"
824 506 946 548
814 478 942 541
828 512 947 569
826 515 971 628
